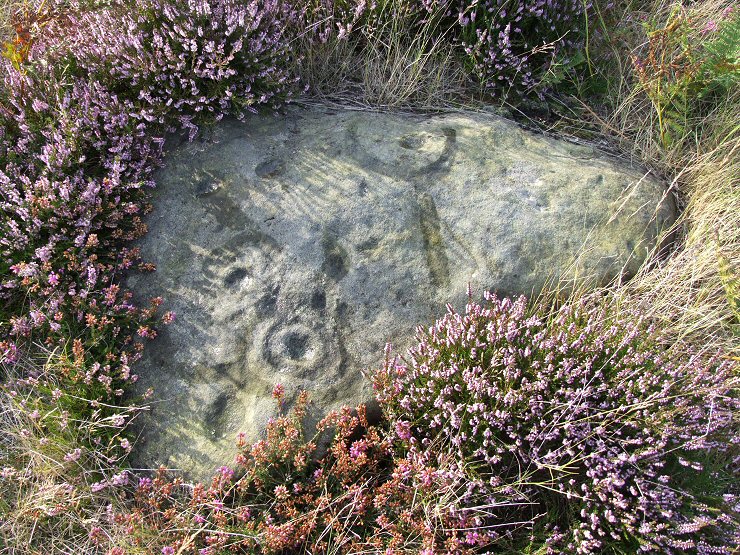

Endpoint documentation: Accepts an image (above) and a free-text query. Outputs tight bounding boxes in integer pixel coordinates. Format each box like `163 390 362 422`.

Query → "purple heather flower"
375 292 739 551
702 20 718 33
395 420 412 441
64 449 82 462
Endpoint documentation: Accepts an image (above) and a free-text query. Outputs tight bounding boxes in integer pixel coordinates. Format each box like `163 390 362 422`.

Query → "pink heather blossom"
217 465 234 479
137 326 154 338
394 420 412 441
64 448 82 462
91 481 108 492
31 99 49 112
272 383 285 401
111 471 129 486
1 342 18 364
702 20 718 34
273 484 289 500
349 439 368 459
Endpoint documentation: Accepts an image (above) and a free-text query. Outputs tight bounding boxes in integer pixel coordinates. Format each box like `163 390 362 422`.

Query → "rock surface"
128 106 675 480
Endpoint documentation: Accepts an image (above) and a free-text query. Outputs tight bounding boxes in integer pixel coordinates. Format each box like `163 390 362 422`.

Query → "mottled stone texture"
128 106 675 480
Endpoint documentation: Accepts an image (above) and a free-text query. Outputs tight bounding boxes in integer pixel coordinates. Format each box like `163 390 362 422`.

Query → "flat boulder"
128 106 675 480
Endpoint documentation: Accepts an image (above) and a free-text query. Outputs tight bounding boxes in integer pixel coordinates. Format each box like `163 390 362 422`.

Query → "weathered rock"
128 106 675 480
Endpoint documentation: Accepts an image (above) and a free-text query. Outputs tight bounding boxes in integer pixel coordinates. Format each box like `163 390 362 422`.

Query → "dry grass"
0 347 147 554
354 12 474 110
0 0 14 43
610 110 739 352
292 0 480 111
534 0 738 357
581 0 740 355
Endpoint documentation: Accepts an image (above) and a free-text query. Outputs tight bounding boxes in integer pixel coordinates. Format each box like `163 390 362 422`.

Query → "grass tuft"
0 345 145 554
579 0 740 355
292 0 476 110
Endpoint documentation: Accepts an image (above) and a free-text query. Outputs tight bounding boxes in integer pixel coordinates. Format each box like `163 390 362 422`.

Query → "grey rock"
127 106 676 480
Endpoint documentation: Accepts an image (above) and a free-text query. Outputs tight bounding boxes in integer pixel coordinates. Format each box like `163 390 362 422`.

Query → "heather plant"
107 294 738 555
122 388 493 554
46 0 296 135
374 292 740 553
442 0 594 97
290 0 374 43
0 62 165 382
1 0 297 379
